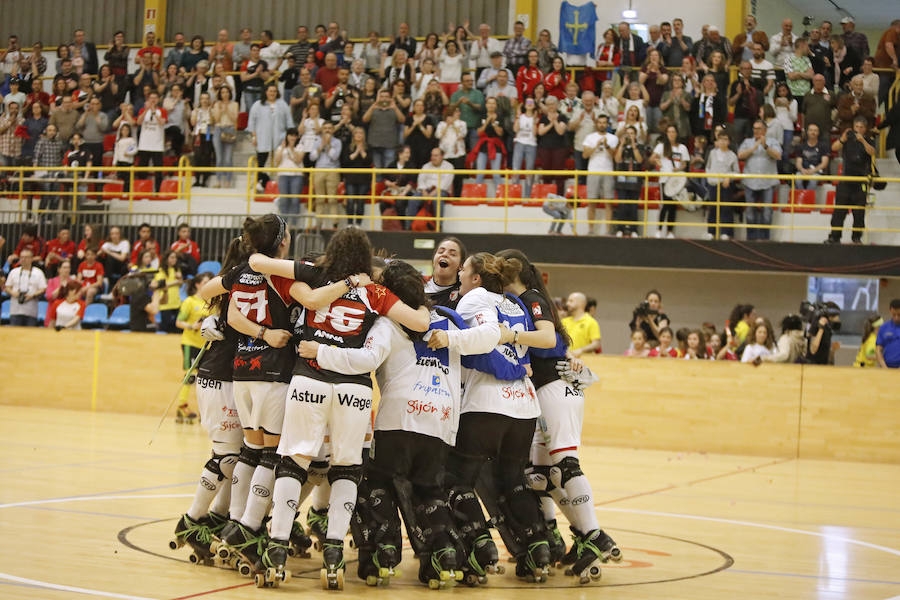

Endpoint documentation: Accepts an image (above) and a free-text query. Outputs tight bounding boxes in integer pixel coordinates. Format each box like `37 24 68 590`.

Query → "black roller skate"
320 539 345 590
546 519 566 571
570 529 622 584
255 538 292 588
560 526 583 575
214 520 267 577
420 546 464 590
307 506 329 551
515 539 551 583
366 543 400 586
289 518 313 558
169 514 215 565
462 534 502 586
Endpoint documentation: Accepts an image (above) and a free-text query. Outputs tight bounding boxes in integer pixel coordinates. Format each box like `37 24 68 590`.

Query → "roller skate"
213 520 267 577
255 538 292 588
169 514 215 565
515 540 551 583
560 527 582 575
307 506 329 551
320 539 345 590
546 519 566 571
421 546 464 589
365 543 400 586
570 529 621 585
175 403 197 424
288 519 313 558
462 534 501 586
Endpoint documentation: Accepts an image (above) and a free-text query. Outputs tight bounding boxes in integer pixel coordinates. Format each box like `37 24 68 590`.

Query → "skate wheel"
478 576 487 585
589 565 602 578
464 574 478 586
282 570 292 583
216 546 230 560
439 570 451 582
429 579 440 590
320 568 328 589
366 575 378 587
579 576 590 585
348 538 356 549
314 540 322 552
610 550 623 563
336 569 345 590
238 561 252 577
188 553 200 564
495 565 505 575
168 538 181 551
254 573 266 588
547 567 556 576
564 567 574 576
454 570 464 582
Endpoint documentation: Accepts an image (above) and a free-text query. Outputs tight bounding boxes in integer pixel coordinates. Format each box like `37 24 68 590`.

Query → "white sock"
270 476 303 541
187 454 237 520
312 479 331 510
228 459 256 521
548 486 578 525
240 461 276 530
325 479 357 540
540 495 557 522
564 475 599 532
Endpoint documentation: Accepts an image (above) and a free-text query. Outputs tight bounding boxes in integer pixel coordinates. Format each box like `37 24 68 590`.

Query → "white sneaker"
720 234 730 240
666 231 675 239
703 233 713 240
630 231 639 238
256 181 265 193
654 229 663 239
615 230 623 237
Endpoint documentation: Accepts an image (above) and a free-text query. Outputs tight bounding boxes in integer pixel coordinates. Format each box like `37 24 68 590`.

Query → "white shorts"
232 380 288 435
278 375 373 466
535 379 584 455
196 378 243 446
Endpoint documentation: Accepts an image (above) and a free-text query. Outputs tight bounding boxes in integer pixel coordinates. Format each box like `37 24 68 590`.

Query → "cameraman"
807 301 841 365
3 248 47 327
629 289 670 345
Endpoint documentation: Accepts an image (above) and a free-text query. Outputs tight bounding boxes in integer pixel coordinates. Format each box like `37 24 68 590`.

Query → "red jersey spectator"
170 223 201 272
648 327 679 357
77 246 105 303
315 52 340 93
8 224 44 267
46 281 86 330
543 56 569 100
135 31 163 71
129 223 157 266
76 223 103 262
516 49 544 102
45 227 76 276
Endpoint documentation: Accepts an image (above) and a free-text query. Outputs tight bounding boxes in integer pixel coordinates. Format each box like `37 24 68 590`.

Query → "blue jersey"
438 305 527 381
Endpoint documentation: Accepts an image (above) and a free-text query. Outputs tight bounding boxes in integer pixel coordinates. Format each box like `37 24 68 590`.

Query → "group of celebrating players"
168 213 621 590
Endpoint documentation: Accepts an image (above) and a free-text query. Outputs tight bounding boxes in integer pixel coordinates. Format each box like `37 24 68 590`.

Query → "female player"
425 236 466 308
496 249 620 584
173 271 214 423
238 228 431 589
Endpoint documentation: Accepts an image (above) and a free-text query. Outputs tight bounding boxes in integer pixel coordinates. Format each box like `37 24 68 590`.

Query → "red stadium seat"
783 189 816 213
103 133 117 153
526 183 557 207
456 183 487 206
821 190 835 214
153 179 180 201
256 180 278 202
131 179 154 200
493 183 523 205
642 185 661 210
565 184 589 207
101 181 124 200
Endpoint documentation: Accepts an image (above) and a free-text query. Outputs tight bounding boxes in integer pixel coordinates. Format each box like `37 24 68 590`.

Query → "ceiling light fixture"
622 0 637 20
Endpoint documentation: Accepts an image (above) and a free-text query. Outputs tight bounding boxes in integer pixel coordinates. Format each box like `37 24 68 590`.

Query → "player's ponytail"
242 214 286 257
496 248 570 347
468 252 521 294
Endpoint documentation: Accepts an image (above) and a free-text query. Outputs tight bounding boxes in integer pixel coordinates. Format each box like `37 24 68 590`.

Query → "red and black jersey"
293 266 400 387
520 288 568 390
424 276 461 310
197 317 239 382
222 263 300 383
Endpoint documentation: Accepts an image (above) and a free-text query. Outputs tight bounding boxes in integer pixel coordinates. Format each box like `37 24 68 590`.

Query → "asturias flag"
559 1 597 57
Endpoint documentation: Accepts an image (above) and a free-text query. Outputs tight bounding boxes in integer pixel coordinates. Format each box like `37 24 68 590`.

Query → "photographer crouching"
803 301 841 365
629 289 670 347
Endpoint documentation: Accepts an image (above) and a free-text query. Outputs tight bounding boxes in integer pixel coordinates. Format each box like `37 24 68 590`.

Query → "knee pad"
274 455 308 485
555 456 584 488
308 460 330 486
328 464 363 486
237 443 262 468
525 464 553 493
259 446 278 470
205 453 240 481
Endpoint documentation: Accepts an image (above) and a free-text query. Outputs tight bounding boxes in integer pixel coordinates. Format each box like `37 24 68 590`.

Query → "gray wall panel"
165 0 509 42
0 0 143 46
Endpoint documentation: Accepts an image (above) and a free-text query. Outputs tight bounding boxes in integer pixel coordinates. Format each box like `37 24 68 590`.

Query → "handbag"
220 129 237 144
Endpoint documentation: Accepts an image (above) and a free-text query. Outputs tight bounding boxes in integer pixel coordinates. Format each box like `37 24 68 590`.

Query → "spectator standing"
112 122 137 192
759 315 806 364
77 97 109 168
348 58 371 92
435 106 467 197
44 227 76 278
832 36 861 91
450 73 485 150
286 26 314 70
535 29 560 73
131 53 160 111
772 82 798 159
332 103 359 153
289 68 322 124
438 41 466 97
784 39 814 104
568 91 601 172
732 15 769 63
808 28 835 89
651 125 690 238
210 86 238 187
363 89 405 169
273 127 305 223
660 75 692 140
470 24 503 78
403 99 436 166
381 49 413 91
32 123 66 211
705 130 739 239
93 65 121 123
341 126 373 226
503 21 532 75
0 100 24 167
738 120 782 240
186 61 212 108
258 30 284 72
827 116 875 244
477 52 511 91
324 67 358 124
536 96 568 195
876 299 900 368
836 75 877 131
740 321 776 362
841 17 870 62
248 84 292 189
70 29 98 75
315 53 340 93
17 43 47 94
617 22 647 82
297 101 324 156
190 92 214 186
770 19 796 76
22 102 48 162
807 303 840 365
208 29 235 75
860 57 880 99
182 36 210 74
388 22 416 59
104 31 129 78
48 94 78 143
795 123 830 189
562 292 601 356
667 18 694 67
5 247 47 326
748 43 776 95
543 56 569 100
239 44 269 112
588 28 620 88
360 30 383 72
136 91 167 192
510 98 539 197
613 124 646 237
583 114 618 236
729 61 765 141
470 96 506 187
136 31 163 71
515 49 543 103
696 26 731 70
164 32 188 71
309 122 343 229
616 104 648 144
484 68 518 131
802 75 835 137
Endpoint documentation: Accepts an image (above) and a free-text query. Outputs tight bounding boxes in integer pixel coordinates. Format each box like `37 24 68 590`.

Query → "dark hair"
191 35 205 48
264 82 280 98
159 249 181 275
177 222 189 231
658 326 674 338
434 236 467 265
188 271 215 296
242 214 285 257
208 236 253 316
22 223 38 237
586 297 597 311
263 30 274 39
250 43 261 50
662 125 679 158
496 248 571 347
852 114 868 127
753 320 776 350
891 298 900 310
728 303 754 328
646 289 662 301
63 279 82 296
322 227 373 280
688 329 708 358
468 252 520 294
781 314 803 333
381 260 428 313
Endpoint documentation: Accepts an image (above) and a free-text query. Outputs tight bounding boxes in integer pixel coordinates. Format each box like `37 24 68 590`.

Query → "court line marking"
22 505 156 520
167 582 253 600
727 568 900 585
0 482 194 508
0 574 157 600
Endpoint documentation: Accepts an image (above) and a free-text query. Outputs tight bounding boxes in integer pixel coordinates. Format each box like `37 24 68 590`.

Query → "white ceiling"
784 0 897 30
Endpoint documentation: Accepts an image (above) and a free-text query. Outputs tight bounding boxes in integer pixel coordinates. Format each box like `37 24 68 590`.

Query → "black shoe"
824 237 840 244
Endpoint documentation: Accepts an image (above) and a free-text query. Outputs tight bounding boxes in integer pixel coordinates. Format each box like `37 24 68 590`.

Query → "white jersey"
315 312 499 445
455 287 540 420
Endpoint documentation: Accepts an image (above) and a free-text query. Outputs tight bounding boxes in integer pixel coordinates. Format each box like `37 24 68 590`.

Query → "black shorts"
183 344 201 371
454 412 536 463
370 430 449 488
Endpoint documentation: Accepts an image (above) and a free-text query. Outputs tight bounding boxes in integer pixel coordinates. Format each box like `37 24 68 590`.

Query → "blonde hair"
468 252 522 294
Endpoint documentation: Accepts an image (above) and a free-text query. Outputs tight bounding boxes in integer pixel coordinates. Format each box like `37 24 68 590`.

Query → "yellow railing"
2 163 899 242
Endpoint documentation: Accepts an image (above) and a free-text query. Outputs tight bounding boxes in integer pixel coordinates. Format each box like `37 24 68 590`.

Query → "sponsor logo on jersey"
343 502 356 513
500 385 534 401
449 290 459 301
238 272 264 285
314 328 345 343
337 393 372 411
432 375 441 386
407 399 441 416
291 389 327 403
416 355 450 375
287 499 299 511
441 406 452 421
564 386 584 398
412 379 451 399
531 302 543 318
196 377 222 390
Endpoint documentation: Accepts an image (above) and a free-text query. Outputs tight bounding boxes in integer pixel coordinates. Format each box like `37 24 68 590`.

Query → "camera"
799 300 841 331
17 292 27 304
633 300 652 318
802 16 814 27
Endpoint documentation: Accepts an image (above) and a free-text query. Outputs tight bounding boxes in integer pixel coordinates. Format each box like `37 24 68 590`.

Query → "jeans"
795 178 818 190
9 314 38 327
475 152 502 185
242 90 262 112
345 182 371 226
706 183 735 237
510 143 537 197
646 106 663 136
574 152 588 173
277 174 304 226
371 147 397 174
542 200 570 233
659 191 678 233
466 129 479 152
745 187 774 240
407 191 447 219
213 126 236 186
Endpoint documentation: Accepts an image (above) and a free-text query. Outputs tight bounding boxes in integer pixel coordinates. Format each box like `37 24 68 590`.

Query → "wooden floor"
2 405 900 600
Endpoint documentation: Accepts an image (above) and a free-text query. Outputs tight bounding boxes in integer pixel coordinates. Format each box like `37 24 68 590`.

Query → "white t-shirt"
513 113 538 146
113 137 138 164
436 120 467 158
455 287 540 420
7 266 47 317
623 98 646 123
137 107 167 152
259 42 285 70
439 54 465 84
299 117 324 153
652 142 689 184
741 343 773 363
101 239 130 257
583 131 619 172
53 300 83 329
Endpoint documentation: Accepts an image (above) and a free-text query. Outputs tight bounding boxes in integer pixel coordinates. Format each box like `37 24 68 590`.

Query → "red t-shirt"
45 239 76 264
170 239 201 263
315 67 339 92
648 346 679 357
130 239 159 266
78 260 105 286
15 237 44 259
137 45 163 69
